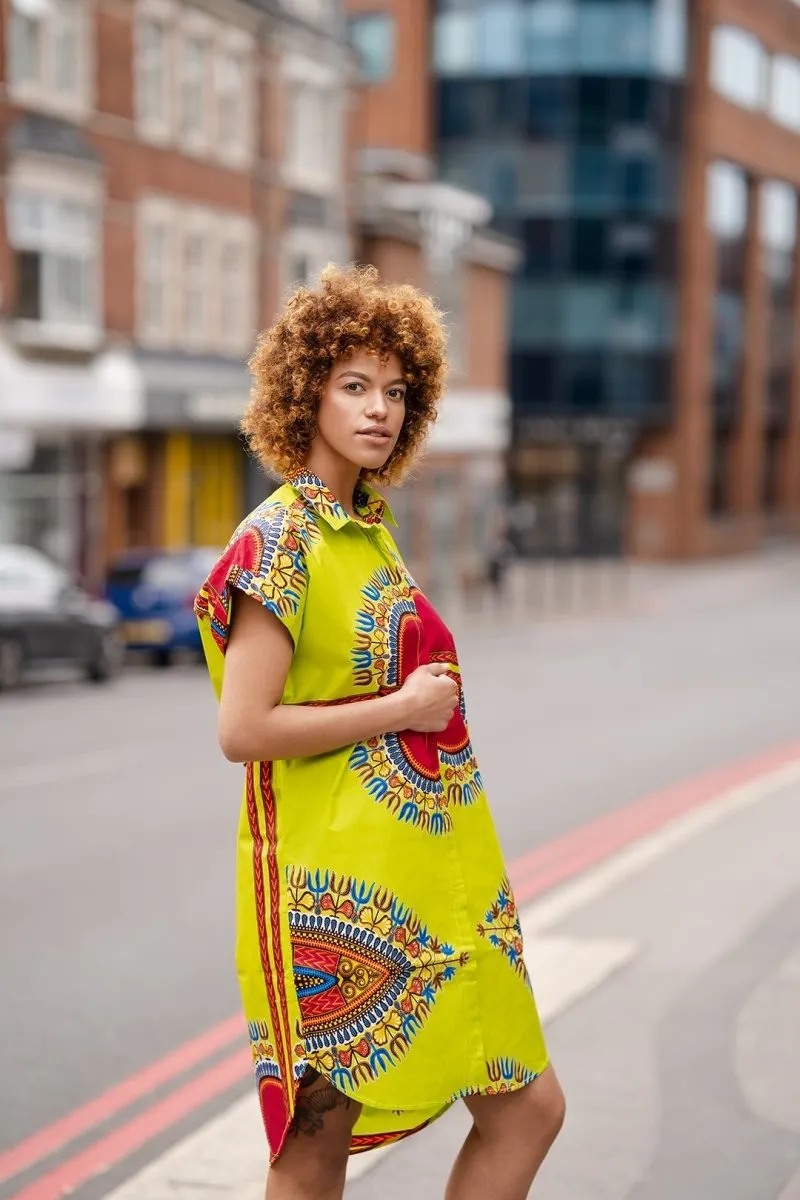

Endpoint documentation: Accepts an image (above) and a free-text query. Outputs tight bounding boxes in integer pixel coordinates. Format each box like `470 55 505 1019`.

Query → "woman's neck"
302 448 361 516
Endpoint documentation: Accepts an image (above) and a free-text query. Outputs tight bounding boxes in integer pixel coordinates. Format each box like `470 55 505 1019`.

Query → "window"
710 26 767 110
8 190 99 334
439 144 522 212
433 11 478 76
512 281 563 349
770 56 800 133
517 145 569 214
707 162 749 425
217 48 246 151
181 33 207 144
138 200 255 351
526 76 572 139
137 18 169 131
572 147 616 214
564 351 607 412
476 2 525 75
576 3 653 75
142 222 169 337
524 218 567 278
10 6 44 86
348 13 395 82
707 161 748 240
182 231 206 341
761 181 797 430
571 219 607 277
761 180 797 254
564 283 612 349
286 85 336 188
652 0 687 78
52 2 79 93
524 0 575 72
220 241 246 347
7 0 89 112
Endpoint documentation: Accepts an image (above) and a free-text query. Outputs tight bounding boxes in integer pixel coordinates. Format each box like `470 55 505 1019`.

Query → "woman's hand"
221 595 459 762
396 663 459 733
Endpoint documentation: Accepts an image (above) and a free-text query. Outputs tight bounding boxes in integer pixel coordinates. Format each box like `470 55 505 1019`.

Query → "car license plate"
121 620 171 645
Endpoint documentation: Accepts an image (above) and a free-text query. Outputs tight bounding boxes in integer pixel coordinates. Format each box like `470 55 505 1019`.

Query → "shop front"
104 355 254 567
0 338 142 585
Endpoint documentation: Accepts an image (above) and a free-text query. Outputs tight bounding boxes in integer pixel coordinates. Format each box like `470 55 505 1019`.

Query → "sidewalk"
96 755 800 1200
443 544 800 632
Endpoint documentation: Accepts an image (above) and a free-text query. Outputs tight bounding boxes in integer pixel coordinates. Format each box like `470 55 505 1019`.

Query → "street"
1 552 800 1199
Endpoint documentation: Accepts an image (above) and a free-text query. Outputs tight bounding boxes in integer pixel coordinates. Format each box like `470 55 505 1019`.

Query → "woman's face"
314 348 408 473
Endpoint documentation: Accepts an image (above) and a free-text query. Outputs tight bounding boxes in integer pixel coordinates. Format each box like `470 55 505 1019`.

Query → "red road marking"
509 740 800 905
4 739 800 1199
8 1051 251 1200
0 1016 244 1186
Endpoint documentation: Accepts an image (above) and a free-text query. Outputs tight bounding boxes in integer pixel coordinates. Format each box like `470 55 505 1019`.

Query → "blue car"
106 548 220 666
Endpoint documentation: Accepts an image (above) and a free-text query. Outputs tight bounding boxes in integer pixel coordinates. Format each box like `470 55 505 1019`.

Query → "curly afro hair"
242 263 449 486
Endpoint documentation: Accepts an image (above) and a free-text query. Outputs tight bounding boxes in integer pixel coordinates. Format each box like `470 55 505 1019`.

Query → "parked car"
105 548 219 666
0 544 123 691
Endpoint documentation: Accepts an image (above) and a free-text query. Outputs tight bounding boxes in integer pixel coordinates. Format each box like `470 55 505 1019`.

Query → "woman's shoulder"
197 487 316 615
228 484 320 556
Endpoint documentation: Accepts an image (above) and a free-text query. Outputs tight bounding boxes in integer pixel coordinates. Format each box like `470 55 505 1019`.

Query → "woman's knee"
517 1066 566 1145
540 1068 566 1140
468 1064 566 1149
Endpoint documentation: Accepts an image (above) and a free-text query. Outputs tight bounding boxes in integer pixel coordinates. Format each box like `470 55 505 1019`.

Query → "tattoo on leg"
291 1071 352 1138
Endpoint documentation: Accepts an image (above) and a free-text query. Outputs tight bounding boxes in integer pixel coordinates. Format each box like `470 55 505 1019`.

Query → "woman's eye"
388 389 406 402
345 382 363 393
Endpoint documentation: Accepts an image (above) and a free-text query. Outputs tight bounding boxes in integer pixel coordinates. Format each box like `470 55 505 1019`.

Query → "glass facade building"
432 0 689 552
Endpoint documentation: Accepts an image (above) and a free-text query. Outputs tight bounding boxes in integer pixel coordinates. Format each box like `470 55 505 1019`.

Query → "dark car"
0 544 123 691
105 547 219 666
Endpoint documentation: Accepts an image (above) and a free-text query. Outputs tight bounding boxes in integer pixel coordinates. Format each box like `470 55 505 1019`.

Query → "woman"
195 265 564 1200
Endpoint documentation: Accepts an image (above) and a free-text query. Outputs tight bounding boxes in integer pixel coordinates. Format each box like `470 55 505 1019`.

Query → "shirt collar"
286 470 396 529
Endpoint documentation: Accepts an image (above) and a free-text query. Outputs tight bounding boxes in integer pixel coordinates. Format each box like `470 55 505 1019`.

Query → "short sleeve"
194 503 310 690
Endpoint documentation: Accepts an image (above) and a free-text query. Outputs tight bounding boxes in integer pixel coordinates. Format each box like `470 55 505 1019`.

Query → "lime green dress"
195 470 548 1162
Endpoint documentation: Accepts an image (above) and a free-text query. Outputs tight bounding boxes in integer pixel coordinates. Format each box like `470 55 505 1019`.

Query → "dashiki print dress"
195 471 549 1163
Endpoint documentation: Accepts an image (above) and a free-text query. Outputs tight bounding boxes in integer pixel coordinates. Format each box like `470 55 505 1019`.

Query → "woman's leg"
445 1065 565 1200
266 1070 361 1200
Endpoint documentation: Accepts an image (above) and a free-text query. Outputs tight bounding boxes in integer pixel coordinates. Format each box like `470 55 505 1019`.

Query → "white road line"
521 759 800 937
0 751 144 791
522 932 636 1026
97 758 800 1200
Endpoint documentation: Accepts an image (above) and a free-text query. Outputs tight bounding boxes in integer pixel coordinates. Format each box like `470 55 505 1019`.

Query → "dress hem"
265 1055 552 1165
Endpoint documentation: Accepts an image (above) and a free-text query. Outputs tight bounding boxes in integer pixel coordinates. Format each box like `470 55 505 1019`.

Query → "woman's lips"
358 430 392 445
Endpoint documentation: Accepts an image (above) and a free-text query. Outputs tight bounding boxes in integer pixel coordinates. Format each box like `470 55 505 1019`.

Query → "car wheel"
153 647 174 668
0 638 23 692
86 631 124 683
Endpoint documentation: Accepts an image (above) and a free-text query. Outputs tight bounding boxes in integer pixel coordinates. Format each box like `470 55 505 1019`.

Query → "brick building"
361 0 800 560
648 0 800 558
0 0 351 583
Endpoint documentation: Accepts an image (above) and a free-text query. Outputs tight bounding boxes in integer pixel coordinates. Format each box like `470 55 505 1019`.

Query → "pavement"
1 547 800 1200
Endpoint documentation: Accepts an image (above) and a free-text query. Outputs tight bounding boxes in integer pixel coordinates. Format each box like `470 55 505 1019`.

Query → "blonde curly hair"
242 263 449 486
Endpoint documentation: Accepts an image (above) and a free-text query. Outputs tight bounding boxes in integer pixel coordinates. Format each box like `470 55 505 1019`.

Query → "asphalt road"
1 554 799 1158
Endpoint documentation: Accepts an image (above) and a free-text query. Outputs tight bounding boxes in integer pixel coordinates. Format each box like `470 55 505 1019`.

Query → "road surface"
1 552 799 1198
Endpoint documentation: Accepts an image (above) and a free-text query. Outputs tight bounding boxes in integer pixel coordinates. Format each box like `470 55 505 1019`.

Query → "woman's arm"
218 591 457 763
